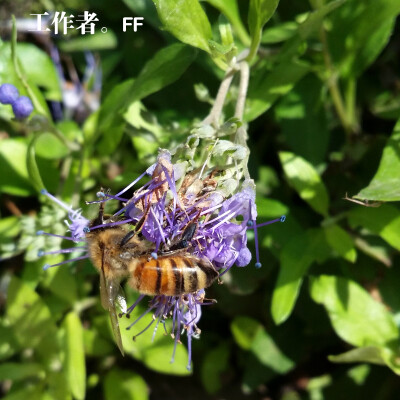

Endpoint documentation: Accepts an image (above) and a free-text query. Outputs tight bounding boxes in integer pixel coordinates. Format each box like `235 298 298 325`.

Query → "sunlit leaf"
310 275 399 347
104 368 149 400
356 122 400 201
272 229 330 324
245 61 309 121
231 316 262 350
348 205 400 251
279 151 329 216
0 138 35 196
152 0 212 52
324 224 357 263
63 312 86 400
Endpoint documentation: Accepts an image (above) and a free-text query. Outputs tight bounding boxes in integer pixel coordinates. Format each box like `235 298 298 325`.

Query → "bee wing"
100 252 124 356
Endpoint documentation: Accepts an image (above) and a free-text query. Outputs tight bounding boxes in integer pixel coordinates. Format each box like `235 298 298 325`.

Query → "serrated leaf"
356 122 400 201
63 312 86 400
310 275 399 347
104 369 149 400
271 230 330 324
348 205 400 251
279 151 329 216
152 0 212 52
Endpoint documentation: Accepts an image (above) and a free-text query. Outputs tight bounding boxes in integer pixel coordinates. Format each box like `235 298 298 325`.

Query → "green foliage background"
1 0 400 399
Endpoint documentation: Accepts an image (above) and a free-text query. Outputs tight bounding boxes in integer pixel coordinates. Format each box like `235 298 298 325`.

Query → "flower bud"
235 247 252 267
12 96 34 120
0 83 19 105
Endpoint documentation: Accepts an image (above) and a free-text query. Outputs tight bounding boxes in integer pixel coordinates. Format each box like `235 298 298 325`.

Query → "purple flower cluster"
0 83 34 120
38 151 284 369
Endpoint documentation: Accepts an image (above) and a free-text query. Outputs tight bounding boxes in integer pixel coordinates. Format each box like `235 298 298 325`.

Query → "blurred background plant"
1 0 400 399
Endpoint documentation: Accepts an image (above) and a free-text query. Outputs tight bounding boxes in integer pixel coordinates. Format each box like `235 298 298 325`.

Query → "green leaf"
63 312 86 400
1 384 44 400
271 230 330 324
277 0 346 63
328 0 400 77
310 275 399 347
6 276 54 348
206 0 250 45
261 22 298 44
247 0 280 61
16 43 61 100
231 316 263 350
34 133 70 160
356 122 400 201
96 44 196 153
279 151 329 216
328 346 386 365
27 135 46 193
84 329 114 357
104 369 149 400
0 138 35 196
248 0 280 39
245 61 309 121
0 362 44 382
324 224 357 263
96 80 132 154
58 31 117 52
119 312 190 375
129 43 197 104
201 343 231 394
348 205 400 251
152 0 212 52
0 326 19 361
250 328 295 373
275 75 330 165
328 346 400 374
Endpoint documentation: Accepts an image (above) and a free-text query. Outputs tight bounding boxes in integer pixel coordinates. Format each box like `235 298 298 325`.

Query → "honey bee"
85 202 218 355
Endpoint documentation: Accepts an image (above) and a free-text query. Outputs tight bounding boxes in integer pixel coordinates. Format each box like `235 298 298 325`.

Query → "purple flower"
37 153 284 368
12 96 34 120
0 83 19 105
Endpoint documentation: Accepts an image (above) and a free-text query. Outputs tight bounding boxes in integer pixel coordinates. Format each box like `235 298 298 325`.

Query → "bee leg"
170 222 197 251
120 230 135 247
120 203 151 247
90 189 106 227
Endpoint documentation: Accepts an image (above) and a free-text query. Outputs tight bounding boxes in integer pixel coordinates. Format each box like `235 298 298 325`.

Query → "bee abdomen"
128 255 218 296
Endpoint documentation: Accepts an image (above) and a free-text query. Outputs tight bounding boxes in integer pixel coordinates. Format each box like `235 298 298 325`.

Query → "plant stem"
234 61 250 120
201 67 236 127
234 61 251 180
319 26 353 136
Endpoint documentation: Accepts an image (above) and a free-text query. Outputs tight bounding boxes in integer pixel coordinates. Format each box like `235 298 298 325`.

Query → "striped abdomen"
128 254 218 296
